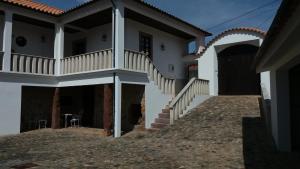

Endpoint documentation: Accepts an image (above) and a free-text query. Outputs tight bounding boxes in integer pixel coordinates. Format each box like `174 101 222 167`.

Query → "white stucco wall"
64 23 112 57
125 19 188 79
0 82 22 135
197 32 264 95
145 81 172 129
260 71 271 100
12 21 55 58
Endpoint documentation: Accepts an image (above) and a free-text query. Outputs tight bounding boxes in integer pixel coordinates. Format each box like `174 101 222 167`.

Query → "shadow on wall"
242 99 300 169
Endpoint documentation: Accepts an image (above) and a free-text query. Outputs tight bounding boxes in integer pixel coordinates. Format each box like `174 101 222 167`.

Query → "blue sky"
36 0 282 40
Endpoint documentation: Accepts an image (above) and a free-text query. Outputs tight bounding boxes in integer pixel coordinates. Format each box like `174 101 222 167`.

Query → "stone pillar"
112 0 124 69
114 75 122 137
2 11 13 71
51 88 61 129
103 84 113 136
54 24 64 75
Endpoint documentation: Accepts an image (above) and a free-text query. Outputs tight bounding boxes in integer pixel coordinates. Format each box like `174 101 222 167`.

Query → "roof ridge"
197 27 266 56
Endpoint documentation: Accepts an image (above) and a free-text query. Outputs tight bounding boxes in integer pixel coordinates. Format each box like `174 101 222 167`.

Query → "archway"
217 44 261 95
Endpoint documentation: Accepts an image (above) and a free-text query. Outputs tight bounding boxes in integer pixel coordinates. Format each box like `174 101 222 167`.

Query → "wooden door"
218 44 260 95
289 64 300 151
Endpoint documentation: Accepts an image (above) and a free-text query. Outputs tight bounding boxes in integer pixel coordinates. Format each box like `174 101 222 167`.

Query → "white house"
256 0 300 152
0 0 211 136
197 27 271 98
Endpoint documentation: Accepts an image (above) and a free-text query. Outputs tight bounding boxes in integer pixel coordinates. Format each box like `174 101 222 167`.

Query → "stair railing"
169 77 209 124
124 49 175 96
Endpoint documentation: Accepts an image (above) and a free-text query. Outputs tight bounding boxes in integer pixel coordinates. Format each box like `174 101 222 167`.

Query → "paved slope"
0 96 299 169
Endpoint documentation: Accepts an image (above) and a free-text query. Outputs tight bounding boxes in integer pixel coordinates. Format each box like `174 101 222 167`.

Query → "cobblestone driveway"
0 96 299 169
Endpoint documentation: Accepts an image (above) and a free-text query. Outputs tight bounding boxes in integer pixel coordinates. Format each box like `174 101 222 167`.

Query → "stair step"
134 124 145 131
162 109 170 113
159 113 170 118
151 123 168 129
155 118 170 124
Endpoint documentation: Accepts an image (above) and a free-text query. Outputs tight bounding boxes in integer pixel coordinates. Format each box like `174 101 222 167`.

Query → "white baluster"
137 53 141 70
32 57 37 73
12 54 18 72
124 50 129 69
161 77 165 93
133 53 137 70
149 63 154 80
108 50 112 68
141 54 145 71
25 56 31 73
157 73 161 88
43 59 48 74
49 59 54 75
37 58 43 74
19 55 25 72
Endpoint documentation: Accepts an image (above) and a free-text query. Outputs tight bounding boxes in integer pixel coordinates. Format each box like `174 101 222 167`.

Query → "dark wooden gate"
218 44 260 95
289 64 300 151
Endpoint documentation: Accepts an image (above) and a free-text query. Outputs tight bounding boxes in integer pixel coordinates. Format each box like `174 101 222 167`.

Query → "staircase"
123 50 210 130
151 78 210 130
151 107 170 130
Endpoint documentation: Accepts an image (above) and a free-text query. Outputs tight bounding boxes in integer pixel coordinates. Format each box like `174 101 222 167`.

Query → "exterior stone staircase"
150 78 210 130
151 107 170 130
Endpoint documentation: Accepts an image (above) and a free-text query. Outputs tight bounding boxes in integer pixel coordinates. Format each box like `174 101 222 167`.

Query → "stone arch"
197 28 267 95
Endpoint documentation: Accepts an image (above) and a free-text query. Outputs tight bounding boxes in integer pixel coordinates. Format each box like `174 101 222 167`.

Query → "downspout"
111 0 116 136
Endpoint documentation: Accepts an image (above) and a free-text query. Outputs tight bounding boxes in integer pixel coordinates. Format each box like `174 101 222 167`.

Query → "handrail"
169 78 196 107
11 53 54 60
124 49 176 96
62 49 113 60
169 78 209 124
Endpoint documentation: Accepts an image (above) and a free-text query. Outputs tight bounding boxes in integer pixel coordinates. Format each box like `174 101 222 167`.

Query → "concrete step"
151 122 168 129
162 108 170 113
133 124 145 131
159 112 170 118
155 118 170 124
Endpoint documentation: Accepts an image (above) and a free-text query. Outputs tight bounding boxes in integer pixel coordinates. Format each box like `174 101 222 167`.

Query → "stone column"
103 84 113 136
2 11 13 71
54 24 64 75
51 88 61 129
112 0 124 69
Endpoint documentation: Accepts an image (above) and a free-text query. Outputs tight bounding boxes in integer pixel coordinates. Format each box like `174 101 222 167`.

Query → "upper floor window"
139 32 153 60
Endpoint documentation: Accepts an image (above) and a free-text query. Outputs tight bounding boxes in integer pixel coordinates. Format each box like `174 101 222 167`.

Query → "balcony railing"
11 53 55 75
60 49 113 74
0 51 3 71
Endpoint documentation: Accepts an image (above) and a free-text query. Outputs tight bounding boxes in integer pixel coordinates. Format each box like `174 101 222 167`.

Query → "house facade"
0 0 211 136
256 0 300 152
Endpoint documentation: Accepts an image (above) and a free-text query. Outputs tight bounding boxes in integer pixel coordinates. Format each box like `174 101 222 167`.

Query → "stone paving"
0 96 299 169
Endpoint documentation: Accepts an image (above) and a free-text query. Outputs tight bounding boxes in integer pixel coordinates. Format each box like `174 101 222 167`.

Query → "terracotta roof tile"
198 27 266 56
1 0 64 15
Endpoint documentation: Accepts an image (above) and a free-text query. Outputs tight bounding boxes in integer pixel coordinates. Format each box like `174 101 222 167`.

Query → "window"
139 32 153 59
